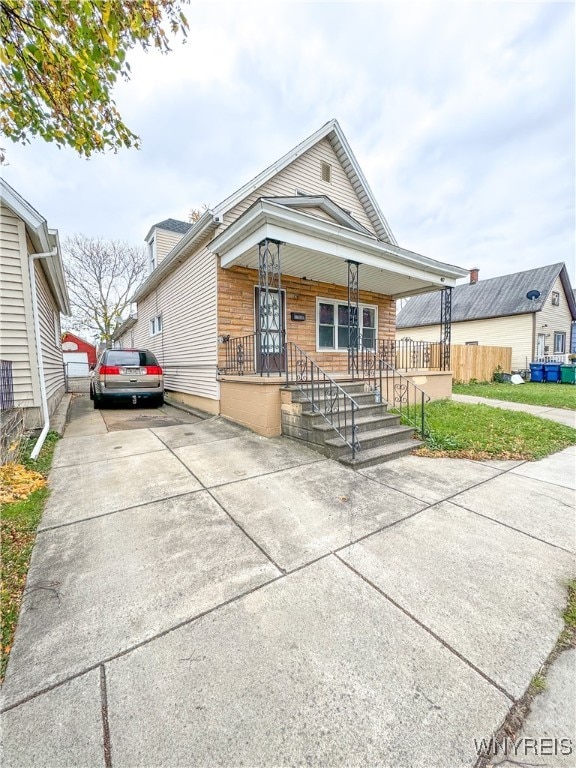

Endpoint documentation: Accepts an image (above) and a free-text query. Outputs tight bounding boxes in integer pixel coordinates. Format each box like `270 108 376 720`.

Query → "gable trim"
212 119 398 244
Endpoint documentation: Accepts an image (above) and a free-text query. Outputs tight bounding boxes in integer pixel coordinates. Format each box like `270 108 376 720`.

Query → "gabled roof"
62 331 96 349
213 119 397 244
133 119 438 302
397 262 576 328
144 218 192 242
0 178 70 314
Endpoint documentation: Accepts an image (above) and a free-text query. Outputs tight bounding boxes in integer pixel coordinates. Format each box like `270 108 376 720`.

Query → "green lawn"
1 431 59 681
453 381 576 410
418 400 576 461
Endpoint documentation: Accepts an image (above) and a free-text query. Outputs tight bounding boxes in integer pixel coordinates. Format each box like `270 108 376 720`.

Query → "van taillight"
99 365 120 375
145 366 163 375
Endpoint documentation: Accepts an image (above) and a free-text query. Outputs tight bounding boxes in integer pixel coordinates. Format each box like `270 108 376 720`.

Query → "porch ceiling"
209 200 468 299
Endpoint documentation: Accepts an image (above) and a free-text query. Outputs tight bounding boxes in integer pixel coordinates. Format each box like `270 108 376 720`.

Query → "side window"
149 315 163 336
551 291 560 306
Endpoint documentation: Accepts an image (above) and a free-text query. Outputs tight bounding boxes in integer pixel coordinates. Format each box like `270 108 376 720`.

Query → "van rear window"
106 350 159 367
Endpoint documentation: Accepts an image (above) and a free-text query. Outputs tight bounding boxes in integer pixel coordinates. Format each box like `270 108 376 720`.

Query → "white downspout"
29 249 57 460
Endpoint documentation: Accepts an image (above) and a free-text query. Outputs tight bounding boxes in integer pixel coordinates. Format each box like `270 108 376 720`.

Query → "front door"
536 333 546 358
255 287 285 373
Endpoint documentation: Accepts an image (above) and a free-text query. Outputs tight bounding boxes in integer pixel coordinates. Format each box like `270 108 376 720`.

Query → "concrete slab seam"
334 554 516 702
449 501 576 556
99 665 113 768
204 487 286 574
0 572 284 715
53 446 168 471
36 488 207 534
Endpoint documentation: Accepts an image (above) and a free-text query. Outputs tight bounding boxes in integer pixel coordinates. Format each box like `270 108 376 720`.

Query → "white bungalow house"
113 120 468 466
0 179 70 453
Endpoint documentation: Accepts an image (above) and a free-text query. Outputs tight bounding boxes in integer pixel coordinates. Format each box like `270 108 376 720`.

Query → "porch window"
554 332 566 354
317 299 377 351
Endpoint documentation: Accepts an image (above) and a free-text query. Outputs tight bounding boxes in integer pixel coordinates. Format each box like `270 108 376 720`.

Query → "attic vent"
321 162 331 183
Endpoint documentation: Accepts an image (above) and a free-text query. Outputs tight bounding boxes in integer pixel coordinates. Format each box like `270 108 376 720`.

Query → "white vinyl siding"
130 245 218 400
34 260 65 402
537 275 574 352
155 228 186 264
0 204 36 407
397 313 533 370
223 139 377 234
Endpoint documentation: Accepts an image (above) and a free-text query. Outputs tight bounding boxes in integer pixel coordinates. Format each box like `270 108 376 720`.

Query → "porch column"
440 286 452 371
347 260 360 377
257 239 283 376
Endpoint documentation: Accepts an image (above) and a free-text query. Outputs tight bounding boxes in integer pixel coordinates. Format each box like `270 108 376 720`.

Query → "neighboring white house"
396 263 576 371
0 179 71 429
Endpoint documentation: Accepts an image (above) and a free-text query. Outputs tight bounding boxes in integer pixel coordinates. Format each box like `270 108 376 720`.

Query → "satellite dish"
526 290 541 301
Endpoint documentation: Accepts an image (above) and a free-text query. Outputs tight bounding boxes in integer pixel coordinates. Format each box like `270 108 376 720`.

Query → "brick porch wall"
217 265 395 371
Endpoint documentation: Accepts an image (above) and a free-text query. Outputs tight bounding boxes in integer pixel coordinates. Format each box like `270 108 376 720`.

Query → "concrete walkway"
2 397 575 767
452 393 576 428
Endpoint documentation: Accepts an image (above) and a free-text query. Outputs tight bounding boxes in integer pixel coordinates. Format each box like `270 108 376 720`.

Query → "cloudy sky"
3 1 575 285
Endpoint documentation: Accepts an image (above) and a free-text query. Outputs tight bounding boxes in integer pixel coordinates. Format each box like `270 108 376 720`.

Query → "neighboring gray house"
0 179 70 437
396 263 576 370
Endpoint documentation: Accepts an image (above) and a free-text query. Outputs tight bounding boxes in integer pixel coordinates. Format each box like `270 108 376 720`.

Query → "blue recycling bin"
529 363 544 383
543 363 562 383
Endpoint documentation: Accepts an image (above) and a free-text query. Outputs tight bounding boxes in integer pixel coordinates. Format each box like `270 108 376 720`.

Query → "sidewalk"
1 399 575 767
452 393 576 428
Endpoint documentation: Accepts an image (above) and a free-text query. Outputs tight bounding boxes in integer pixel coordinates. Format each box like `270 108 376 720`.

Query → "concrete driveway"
2 396 575 767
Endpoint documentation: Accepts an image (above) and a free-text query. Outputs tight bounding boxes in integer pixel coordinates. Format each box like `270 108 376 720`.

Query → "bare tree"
63 235 147 343
188 204 209 223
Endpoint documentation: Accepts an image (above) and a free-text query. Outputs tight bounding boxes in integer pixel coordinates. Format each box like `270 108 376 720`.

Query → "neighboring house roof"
397 262 576 328
144 218 192 242
111 315 137 342
0 178 70 314
133 119 403 303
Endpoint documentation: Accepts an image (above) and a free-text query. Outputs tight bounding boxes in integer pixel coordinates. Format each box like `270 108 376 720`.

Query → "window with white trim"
317 299 377 350
148 234 157 273
554 332 566 354
149 314 162 336
551 291 560 306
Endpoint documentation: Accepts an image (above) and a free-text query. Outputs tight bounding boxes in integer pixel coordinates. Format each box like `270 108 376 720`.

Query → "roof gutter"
132 211 219 303
28 250 57 461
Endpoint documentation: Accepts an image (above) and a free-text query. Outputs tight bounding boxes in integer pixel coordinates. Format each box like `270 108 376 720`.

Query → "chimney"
469 268 479 285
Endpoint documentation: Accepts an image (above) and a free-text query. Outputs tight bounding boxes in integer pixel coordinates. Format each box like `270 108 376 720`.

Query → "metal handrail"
286 342 361 459
378 358 430 438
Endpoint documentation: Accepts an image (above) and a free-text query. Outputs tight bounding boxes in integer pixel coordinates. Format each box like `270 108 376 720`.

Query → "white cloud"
2 0 574 285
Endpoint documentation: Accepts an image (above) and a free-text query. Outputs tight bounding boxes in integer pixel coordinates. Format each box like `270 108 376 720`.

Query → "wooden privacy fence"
450 345 512 383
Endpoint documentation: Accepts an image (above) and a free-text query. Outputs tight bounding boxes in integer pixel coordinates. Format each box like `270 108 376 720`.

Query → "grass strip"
453 381 576 411
1 431 59 682
417 400 576 461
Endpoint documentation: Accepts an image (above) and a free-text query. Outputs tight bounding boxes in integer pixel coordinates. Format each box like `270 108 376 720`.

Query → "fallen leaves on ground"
0 463 47 505
414 447 528 461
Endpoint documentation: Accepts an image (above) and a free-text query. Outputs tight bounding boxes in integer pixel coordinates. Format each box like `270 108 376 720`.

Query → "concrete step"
312 413 401 435
287 383 373 402
301 401 388 420
338 439 422 469
324 425 415 457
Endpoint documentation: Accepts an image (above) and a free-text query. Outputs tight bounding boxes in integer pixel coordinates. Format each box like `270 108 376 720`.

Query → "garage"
63 351 90 377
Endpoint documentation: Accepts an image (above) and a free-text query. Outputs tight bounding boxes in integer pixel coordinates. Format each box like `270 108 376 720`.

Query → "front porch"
209 197 467 462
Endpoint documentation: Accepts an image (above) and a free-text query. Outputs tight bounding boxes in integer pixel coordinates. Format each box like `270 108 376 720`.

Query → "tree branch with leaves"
0 0 188 158
63 234 147 343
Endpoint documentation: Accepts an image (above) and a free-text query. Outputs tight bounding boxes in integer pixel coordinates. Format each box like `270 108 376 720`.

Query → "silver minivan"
91 349 164 408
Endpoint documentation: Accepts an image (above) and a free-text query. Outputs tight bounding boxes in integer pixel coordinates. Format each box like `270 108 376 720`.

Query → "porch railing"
219 334 430 442
219 335 448 377
0 360 15 411
357 348 430 437
379 339 446 371
286 342 360 459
